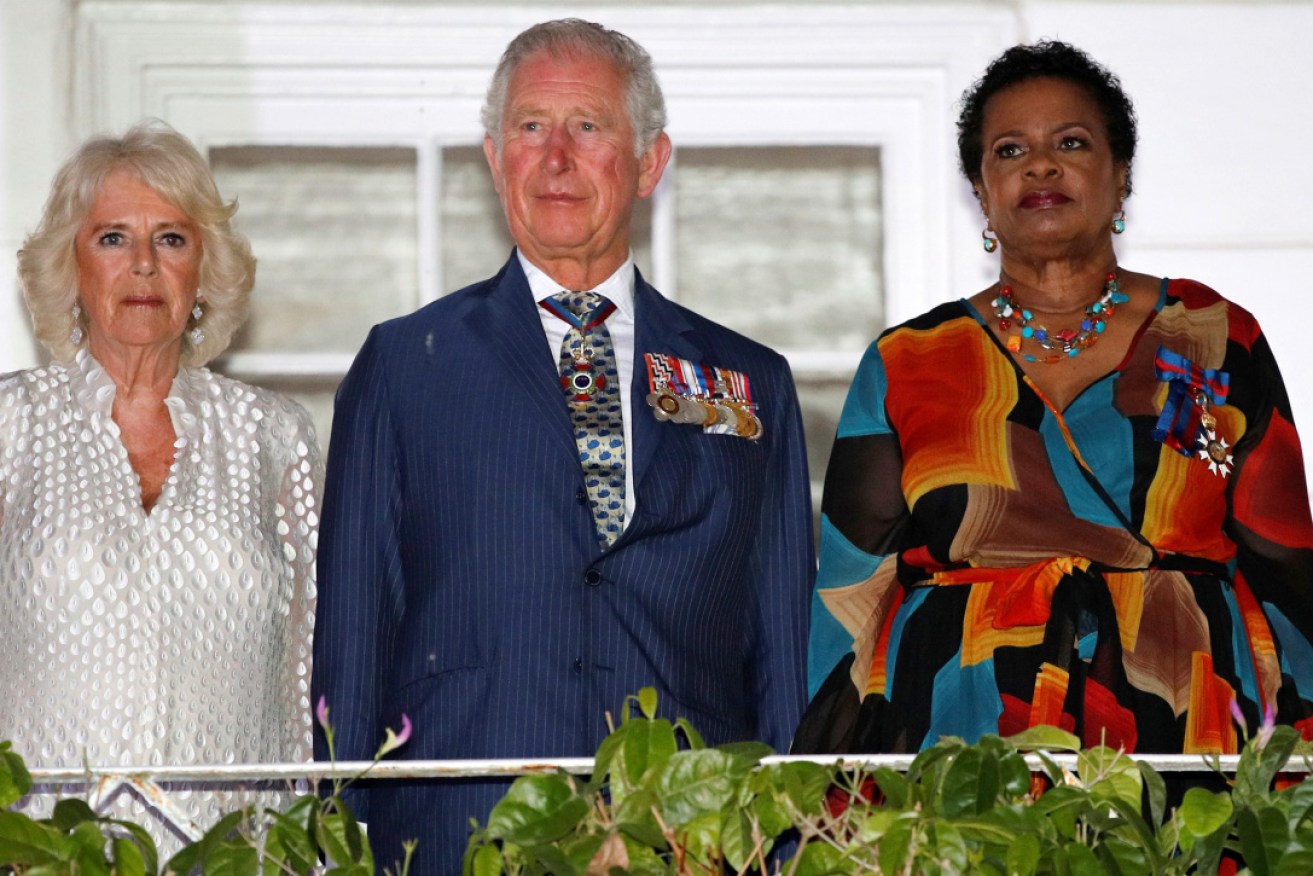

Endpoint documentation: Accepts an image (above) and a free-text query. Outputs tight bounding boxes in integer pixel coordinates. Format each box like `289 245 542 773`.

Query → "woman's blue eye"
160 232 186 247
98 232 123 246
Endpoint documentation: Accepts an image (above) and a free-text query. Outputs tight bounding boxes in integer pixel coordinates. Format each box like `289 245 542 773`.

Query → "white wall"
0 0 70 371
5 0 1312 444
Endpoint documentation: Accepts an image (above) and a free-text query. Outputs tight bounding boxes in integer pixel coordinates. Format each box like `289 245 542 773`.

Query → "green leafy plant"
463 690 1313 875
0 702 412 876
8 691 1313 875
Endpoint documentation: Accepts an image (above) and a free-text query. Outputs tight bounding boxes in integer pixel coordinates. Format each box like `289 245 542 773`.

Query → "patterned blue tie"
550 290 626 547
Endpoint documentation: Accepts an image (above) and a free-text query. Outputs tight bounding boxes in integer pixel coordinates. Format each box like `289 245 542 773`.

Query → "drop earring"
190 299 205 346
1111 210 1126 234
982 226 999 253
70 303 84 346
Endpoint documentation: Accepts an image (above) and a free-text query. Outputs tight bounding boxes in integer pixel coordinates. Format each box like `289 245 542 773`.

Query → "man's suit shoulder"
368 269 506 348
659 295 791 374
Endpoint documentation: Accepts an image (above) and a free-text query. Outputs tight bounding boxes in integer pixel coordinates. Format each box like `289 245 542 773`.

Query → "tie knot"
554 289 605 321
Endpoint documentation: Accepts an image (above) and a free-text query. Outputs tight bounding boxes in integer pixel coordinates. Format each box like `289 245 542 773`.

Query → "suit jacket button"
584 569 603 586
573 657 584 674
576 488 588 505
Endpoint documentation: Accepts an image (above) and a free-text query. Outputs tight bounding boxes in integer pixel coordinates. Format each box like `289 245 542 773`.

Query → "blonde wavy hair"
17 119 255 366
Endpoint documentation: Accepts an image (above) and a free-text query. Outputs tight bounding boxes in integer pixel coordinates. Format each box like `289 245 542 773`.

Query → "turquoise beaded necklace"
992 272 1129 364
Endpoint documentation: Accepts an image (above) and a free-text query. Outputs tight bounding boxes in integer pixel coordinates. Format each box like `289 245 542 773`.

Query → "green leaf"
872 767 910 808
655 749 738 827
105 819 158 876
1137 761 1167 827
1005 833 1040 876
877 815 916 875
770 761 832 814
0 810 74 865
265 809 317 875
202 839 259 876
637 687 659 719
1004 725 1083 752
1179 787 1234 838
1064 842 1104 876
1285 779 1313 828
792 841 846 876
0 742 33 809
462 838 499 876
942 746 1001 817
111 836 147 876
1030 786 1086 839
747 786 792 839
69 821 112 876
47 798 99 832
1096 835 1151 876
1238 805 1290 876
1078 746 1142 807
929 822 970 872
524 843 580 876
317 811 373 870
673 717 707 751
718 740 773 772
620 718 678 789
1000 751 1034 799
167 809 247 874
1235 726 1300 805
328 794 365 863
614 788 667 849
486 774 590 846
677 812 721 866
721 805 757 872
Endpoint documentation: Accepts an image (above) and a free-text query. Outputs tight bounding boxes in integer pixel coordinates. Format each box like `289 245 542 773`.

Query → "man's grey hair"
481 18 667 158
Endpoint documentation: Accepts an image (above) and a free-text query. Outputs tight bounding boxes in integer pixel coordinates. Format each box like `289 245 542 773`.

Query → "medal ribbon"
1152 345 1230 456
539 296 618 332
644 353 754 406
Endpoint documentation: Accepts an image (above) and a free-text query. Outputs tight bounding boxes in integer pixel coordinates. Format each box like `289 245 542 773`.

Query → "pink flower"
316 695 330 730
376 714 413 758
1255 703 1277 751
1230 698 1247 739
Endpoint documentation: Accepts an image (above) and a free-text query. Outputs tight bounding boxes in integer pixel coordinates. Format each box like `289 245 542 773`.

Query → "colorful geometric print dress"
793 278 1313 755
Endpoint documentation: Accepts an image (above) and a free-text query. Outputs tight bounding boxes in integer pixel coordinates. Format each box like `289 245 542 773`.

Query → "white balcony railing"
25 753 1298 843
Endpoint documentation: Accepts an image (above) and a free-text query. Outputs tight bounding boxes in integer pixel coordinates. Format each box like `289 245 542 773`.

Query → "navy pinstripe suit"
312 254 814 874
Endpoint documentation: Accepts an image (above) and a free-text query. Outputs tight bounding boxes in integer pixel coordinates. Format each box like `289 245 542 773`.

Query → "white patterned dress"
0 350 320 851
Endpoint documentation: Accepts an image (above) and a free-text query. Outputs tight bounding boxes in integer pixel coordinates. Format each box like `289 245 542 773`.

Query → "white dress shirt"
520 250 638 529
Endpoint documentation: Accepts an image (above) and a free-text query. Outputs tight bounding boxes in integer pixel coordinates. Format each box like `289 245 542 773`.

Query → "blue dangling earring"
1112 210 1126 235
982 226 999 253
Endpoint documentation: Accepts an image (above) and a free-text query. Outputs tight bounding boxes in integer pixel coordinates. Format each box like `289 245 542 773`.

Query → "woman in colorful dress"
794 41 1313 755
0 120 320 847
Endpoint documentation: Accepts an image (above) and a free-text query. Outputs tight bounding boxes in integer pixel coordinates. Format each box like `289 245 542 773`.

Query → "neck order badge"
542 290 626 546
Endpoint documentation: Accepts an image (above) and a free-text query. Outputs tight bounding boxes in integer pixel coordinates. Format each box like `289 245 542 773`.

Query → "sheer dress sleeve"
1222 324 1313 727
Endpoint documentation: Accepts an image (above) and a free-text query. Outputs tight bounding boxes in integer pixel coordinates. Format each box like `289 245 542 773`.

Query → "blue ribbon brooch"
1153 345 1233 477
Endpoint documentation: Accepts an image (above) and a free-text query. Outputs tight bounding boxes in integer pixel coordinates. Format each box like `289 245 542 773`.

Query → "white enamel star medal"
1193 392 1232 477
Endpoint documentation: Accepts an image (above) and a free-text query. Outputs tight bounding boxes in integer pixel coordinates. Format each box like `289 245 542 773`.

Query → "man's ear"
482 134 504 194
636 132 673 199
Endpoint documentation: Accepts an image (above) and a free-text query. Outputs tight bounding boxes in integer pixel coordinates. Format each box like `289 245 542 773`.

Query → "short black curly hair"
957 40 1138 196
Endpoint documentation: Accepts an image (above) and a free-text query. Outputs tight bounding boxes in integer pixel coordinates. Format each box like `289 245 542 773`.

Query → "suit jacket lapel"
630 269 704 497
462 255 579 461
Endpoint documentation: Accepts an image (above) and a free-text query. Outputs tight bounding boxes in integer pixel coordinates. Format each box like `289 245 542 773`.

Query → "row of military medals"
646 377 762 440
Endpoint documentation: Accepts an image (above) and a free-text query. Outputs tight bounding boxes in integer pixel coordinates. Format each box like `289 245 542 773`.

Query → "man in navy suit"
312 19 814 874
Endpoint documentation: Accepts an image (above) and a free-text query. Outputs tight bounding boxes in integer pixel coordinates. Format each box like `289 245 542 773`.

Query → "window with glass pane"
674 146 882 352
210 145 419 355
674 145 883 538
